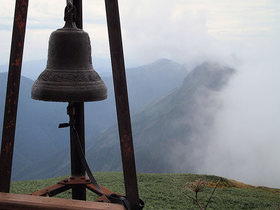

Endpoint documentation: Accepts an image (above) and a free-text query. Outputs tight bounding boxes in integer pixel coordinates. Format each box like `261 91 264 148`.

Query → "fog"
122 0 280 187
120 0 280 187
1 0 280 187
198 40 280 188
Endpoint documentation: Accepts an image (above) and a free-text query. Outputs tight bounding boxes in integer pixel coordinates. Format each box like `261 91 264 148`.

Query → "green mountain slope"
0 59 187 180
86 62 234 173
11 173 280 209
85 58 187 139
0 73 68 180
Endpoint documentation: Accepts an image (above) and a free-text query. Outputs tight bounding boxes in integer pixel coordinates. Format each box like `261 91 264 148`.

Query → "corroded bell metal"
31 7 107 102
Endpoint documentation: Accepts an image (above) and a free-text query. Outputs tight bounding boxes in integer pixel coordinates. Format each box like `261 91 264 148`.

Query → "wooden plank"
0 192 125 210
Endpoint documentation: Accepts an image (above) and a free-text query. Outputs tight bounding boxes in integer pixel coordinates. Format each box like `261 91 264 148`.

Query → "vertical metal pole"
104 0 141 209
70 0 86 201
73 0 82 29
0 0 29 193
68 103 86 200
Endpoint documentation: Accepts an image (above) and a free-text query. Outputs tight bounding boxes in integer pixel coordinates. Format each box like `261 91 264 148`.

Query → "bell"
31 6 107 102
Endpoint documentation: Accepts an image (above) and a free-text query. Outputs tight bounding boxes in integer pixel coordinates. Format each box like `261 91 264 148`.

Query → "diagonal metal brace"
0 0 29 193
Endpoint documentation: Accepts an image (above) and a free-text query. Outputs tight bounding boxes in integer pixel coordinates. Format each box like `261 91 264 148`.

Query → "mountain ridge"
85 62 234 174
0 58 188 180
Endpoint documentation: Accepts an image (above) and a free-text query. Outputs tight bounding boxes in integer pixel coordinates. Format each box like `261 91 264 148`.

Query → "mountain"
0 57 112 81
85 62 235 173
0 73 68 180
0 59 187 180
84 58 187 139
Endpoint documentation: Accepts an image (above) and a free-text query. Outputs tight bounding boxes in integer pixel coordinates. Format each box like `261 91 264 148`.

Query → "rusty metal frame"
104 0 141 209
0 0 29 193
69 0 87 200
105 0 140 209
0 0 142 208
32 176 116 202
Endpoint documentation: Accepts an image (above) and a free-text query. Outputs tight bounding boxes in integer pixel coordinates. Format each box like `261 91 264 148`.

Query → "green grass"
11 173 280 209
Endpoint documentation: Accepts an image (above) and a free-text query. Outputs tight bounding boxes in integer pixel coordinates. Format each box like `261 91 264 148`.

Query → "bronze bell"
31 5 107 102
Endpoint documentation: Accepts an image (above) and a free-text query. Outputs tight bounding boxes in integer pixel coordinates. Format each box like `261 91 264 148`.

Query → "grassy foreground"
11 172 280 209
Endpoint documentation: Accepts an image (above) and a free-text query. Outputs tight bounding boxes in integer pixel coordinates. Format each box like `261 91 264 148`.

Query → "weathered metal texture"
86 183 115 197
68 102 86 200
32 0 105 200
71 0 86 201
104 0 141 209
73 0 83 29
32 176 115 198
31 183 71 197
0 0 29 193
31 2 107 102
32 1 89 201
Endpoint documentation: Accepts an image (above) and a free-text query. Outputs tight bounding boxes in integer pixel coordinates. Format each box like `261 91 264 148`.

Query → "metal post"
104 0 141 209
70 0 86 200
0 0 29 193
73 0 83 29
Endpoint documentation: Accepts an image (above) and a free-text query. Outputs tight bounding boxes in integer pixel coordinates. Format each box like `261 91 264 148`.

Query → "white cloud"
23 29 51 62
1 0 279 65
199 36 280 187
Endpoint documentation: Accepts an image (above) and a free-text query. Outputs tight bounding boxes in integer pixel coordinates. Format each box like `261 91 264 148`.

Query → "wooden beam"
0 192 124 210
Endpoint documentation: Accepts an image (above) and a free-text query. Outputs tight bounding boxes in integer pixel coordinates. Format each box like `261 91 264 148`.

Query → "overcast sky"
0 0 279 66
1 0 280 187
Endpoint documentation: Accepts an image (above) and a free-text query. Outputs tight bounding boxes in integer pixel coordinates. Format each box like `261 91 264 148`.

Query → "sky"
1 0 280 187
0 0 279 67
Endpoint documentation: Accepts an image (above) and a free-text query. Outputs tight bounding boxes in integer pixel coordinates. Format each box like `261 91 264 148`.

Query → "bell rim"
31 84 107 102
31 68 107 102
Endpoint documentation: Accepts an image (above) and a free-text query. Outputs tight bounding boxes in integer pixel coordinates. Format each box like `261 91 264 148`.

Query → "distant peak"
200 61 219 67
130 58 185 72
192 62 235 74
154 58 172 63
182 61 235 91
152 58 180 66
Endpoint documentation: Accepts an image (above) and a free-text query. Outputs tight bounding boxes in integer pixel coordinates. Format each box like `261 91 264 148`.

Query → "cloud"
198 37 280 187
119 1 218 66
1 0 279 66
0 0 109 64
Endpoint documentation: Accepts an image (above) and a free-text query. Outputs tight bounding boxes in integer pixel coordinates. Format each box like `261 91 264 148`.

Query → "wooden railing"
0 192 124 210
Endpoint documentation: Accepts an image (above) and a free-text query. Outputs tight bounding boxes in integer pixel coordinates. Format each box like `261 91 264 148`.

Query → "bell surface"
31 22 107 102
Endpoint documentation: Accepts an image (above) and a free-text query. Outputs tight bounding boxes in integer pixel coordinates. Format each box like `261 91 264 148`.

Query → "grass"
10 172 280 209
